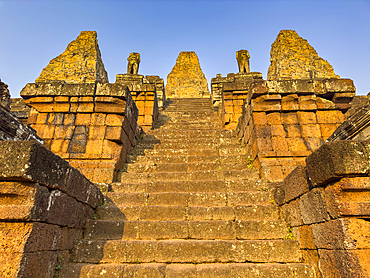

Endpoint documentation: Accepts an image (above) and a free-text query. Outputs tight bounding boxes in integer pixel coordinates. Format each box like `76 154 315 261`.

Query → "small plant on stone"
284 226 296 240
246 158 254 169
54 254 64 277
100 199 108 207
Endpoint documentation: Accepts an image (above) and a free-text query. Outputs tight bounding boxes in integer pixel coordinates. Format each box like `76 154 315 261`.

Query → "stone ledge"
0 141 103 208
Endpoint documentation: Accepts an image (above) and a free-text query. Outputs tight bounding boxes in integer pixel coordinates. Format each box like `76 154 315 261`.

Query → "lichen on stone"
267 30 339 80
166 51 209 98
36 31 109 84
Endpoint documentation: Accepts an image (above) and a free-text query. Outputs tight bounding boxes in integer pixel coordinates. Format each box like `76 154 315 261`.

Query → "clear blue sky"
1 0 370 97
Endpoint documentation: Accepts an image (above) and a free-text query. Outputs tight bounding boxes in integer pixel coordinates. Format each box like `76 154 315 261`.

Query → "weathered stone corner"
306 140 370 187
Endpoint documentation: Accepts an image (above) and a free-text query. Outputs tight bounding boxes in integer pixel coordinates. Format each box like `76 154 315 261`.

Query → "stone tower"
36 31 108 84
166 51 210 98
267 30 339 80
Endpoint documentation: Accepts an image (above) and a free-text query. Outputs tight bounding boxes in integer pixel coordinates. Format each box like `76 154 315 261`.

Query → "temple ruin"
166 51 210 98
1 29 370 278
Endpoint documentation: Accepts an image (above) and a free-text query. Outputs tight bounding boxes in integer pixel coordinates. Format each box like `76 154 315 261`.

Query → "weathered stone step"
59 262 317 278
157 122 221 129
120 169 259 182
110 179 272 193
138 136 240 145
83 219 288 240
126 162 249 173
95 204 280 221
128 154 247 165
130 146 247 157
147 129 237 139
103 191 271 207
71 239 301 264
136 141 244 151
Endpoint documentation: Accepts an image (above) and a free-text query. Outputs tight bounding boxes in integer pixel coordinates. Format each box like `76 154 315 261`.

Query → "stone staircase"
60 98 317 277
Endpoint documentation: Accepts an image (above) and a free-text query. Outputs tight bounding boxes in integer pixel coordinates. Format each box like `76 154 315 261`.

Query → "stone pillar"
21 82 139 183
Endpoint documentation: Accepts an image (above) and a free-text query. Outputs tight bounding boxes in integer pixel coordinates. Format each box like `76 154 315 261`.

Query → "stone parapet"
236 78 355 182
21 82 139 183
115 74 159 130
212 72 263 129
145 75 166 109
0 141 103 277
273 140 370 278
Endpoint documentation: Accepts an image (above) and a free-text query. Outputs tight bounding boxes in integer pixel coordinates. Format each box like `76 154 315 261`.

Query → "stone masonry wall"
21 82 139 183
0 141 103 277
237 79 355 182
274 140 370 278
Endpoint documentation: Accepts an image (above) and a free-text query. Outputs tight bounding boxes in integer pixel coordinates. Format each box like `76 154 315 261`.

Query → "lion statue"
127 52 141 74
236 50 250 73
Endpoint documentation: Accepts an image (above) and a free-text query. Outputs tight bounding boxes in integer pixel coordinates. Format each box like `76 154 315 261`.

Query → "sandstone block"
300 188 329 224
316 97 335 109
281 199 303 227
252 94 281 111
283 165 311 202
306 141 369 187
281 94 299 110
298 225 316 249
270 125 286 137
282 112 298 124
252 112 267 125
284 124 301 137
300 124 321 138
298 95 317 110
312 218 370 250
316 110 345 124
318 249 370 278
0 141 71 190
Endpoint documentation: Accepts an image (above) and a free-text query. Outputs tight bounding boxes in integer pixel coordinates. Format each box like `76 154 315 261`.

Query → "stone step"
96 204 280 221
125 162 249 173
156 122 221 129
146 129 237 139
71 239 302 264
103 191 271 207
110 179 272 193
128 154 247 165
134 141 244 151
138 136 240 145
130 147 247 157
83 219 289 240
59 262 317 278
120 169 259 182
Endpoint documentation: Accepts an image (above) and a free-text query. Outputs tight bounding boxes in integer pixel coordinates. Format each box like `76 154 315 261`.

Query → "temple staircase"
60 98 316 277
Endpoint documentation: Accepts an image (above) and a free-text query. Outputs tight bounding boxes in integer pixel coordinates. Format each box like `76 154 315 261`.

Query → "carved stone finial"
236 50 250 74
127 52 141 75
